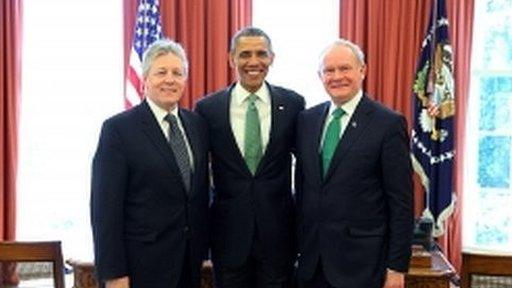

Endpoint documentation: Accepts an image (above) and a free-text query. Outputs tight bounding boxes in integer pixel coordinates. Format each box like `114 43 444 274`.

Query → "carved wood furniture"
0 241 65 288
461 250 512 288
406 246 456 288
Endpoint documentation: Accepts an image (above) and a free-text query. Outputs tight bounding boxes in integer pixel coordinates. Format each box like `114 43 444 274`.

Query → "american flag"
125 0 163 109
411 0 456 237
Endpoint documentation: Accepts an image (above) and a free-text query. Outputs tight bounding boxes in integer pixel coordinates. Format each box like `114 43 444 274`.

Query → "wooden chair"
461 250 512 288
65 260 214 288
0 241 65 288
66 259 97 288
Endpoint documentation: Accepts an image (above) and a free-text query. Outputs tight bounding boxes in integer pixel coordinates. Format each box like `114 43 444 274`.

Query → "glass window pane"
253 0 339 107
478 76 512 131
475 189 512 248
460 0 512 253
478 136 510 188
479 0 512 69
19 0 123 261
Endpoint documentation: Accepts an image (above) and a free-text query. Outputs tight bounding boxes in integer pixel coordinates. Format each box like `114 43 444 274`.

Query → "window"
464 0 512 253
253 0 339 107
18 0 123 260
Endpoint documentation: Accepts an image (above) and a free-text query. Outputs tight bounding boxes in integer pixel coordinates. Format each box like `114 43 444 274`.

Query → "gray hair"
318 38 365 72
230 27 273 54
142 38 189 78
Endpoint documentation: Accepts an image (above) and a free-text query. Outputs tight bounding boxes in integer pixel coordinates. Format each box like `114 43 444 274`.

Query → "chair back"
0 241 65 288
461 251 512 288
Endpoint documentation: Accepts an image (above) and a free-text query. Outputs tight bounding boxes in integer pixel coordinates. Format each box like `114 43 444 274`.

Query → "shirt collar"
233 82 271 106
146 97 179 123
328 90 363 117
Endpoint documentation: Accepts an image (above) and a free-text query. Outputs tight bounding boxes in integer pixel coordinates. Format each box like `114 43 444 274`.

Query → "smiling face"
230 36 274 93
144 52 186 111
319 45 366 105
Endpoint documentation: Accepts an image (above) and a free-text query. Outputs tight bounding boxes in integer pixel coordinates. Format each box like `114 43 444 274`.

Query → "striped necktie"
165 114 191 192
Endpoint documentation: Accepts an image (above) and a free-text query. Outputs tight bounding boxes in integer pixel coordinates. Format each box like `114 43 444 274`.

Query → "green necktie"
244 94 262 174
321 107 345 177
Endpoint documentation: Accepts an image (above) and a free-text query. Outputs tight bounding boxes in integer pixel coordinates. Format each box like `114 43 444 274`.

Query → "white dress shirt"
320 90 363 151
230 82 272 155
146 98 194 169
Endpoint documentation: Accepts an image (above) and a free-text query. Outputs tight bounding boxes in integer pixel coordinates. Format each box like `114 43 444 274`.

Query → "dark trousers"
297 260 335 288
177 242 200 288
213 228 293 288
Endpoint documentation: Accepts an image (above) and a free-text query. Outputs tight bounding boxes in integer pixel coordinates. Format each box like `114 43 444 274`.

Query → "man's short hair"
142 38 189 78
318 38 366 72
230 27 273 54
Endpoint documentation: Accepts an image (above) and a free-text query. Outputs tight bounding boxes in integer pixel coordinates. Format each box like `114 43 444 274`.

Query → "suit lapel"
310 102 330 184
137 101 187 192
216 85 252 175
256 83 283 174
324 96 374 181
179 109 201 198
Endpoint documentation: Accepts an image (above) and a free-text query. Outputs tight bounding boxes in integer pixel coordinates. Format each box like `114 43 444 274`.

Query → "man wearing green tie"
294 39 414 288
195 27 305 288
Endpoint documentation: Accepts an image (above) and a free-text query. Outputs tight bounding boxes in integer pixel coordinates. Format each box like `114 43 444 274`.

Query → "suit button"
184 226 191 239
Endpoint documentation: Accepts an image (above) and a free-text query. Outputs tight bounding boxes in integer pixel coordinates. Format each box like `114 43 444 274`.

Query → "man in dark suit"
195 27 305 288
295 39 414 288
90 39 209 288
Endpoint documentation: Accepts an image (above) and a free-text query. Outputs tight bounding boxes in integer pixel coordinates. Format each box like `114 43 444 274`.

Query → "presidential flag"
411 0 456 237
125 0 163 109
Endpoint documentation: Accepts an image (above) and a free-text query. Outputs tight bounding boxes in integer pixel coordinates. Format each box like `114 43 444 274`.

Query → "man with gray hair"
91 38 209 288
294 39 414 288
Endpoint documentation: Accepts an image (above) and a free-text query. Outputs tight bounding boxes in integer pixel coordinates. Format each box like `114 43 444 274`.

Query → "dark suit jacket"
295 95 414 288
195 82 305 268
90 100 209 288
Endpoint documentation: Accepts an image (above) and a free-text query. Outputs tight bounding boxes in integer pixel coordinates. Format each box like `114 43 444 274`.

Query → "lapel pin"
278 105 284 111
351 121 357 128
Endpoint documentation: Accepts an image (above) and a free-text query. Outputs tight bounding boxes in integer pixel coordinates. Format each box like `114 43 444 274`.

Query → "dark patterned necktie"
165 114 191 192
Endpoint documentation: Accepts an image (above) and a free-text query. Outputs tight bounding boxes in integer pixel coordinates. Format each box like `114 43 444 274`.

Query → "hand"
105 276 130 288
382 269 405 288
